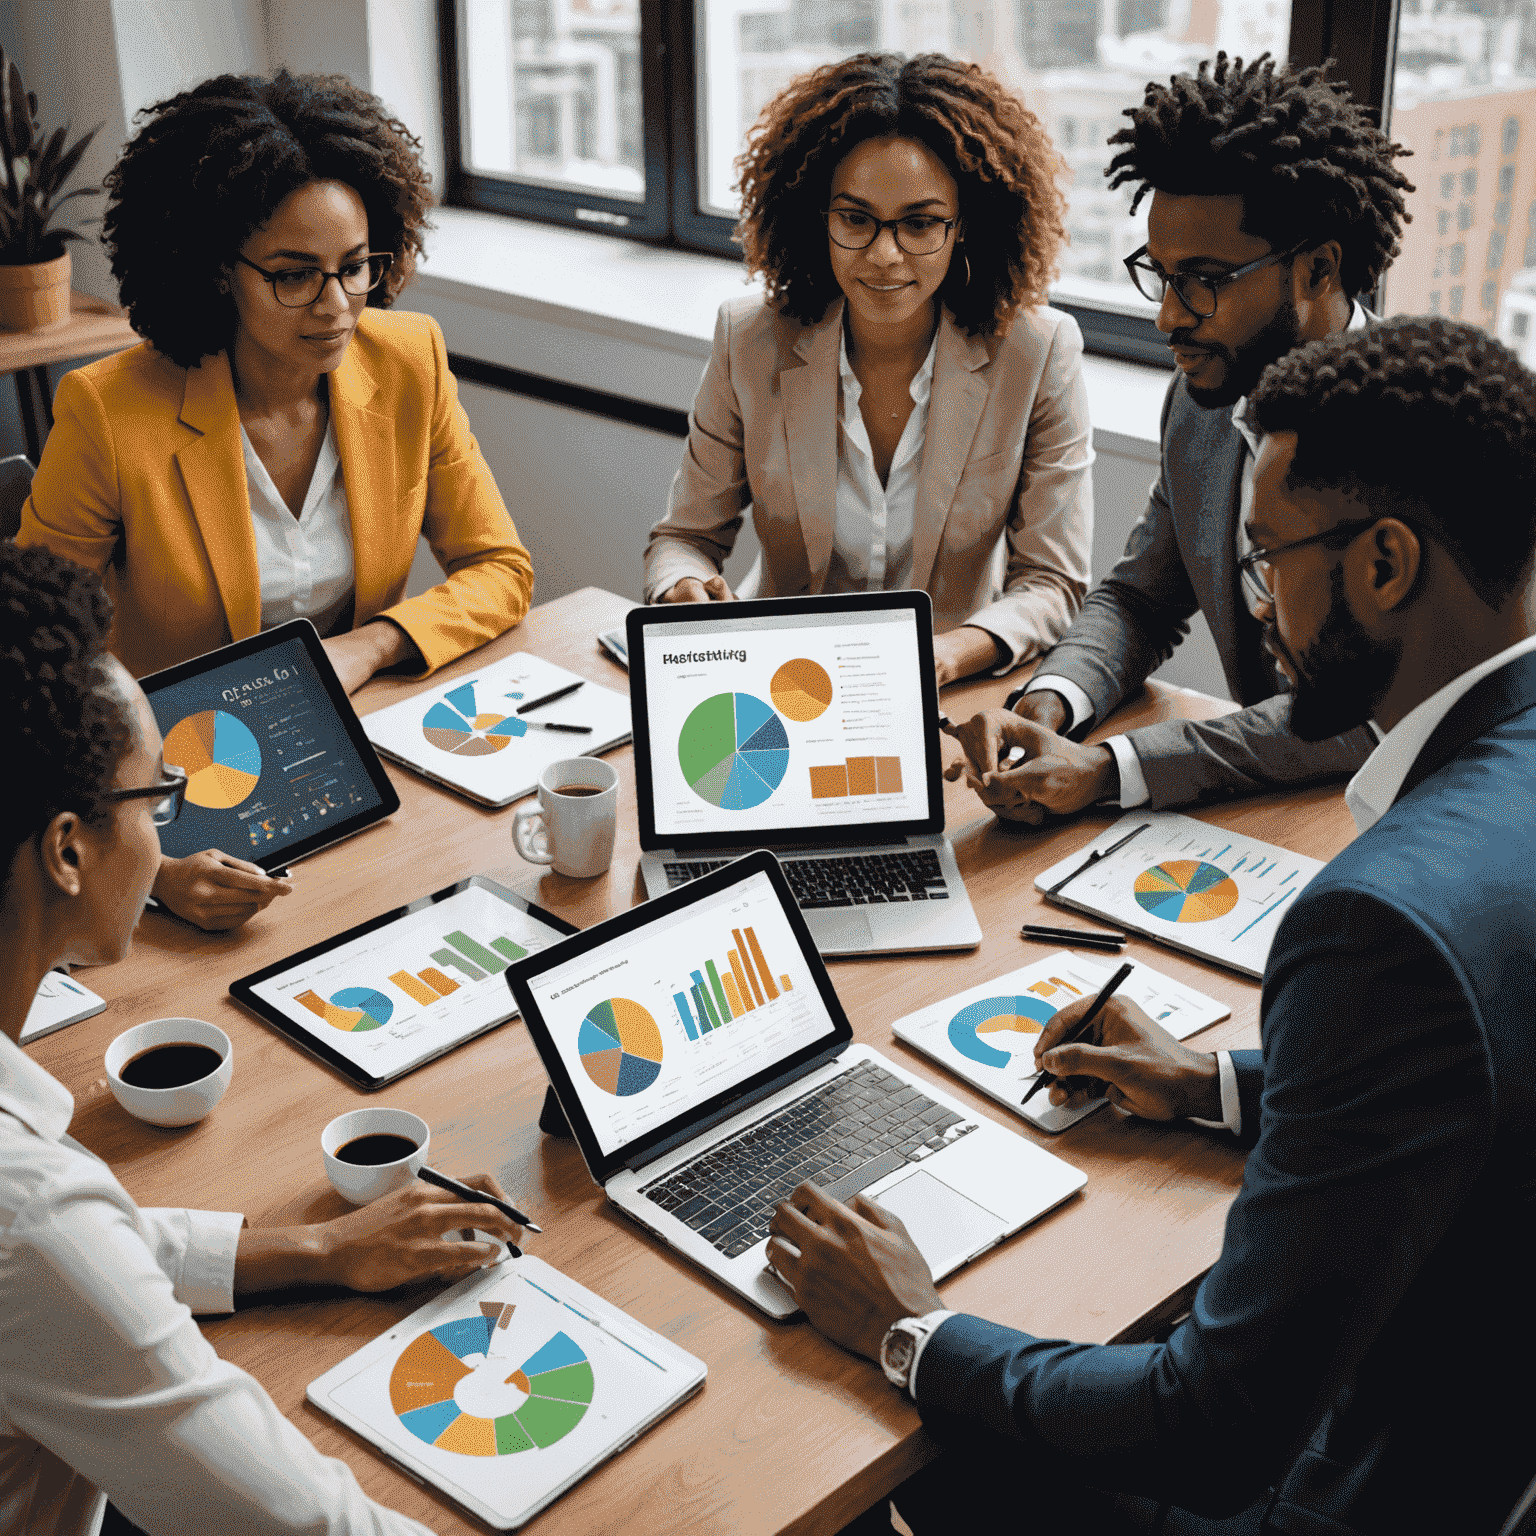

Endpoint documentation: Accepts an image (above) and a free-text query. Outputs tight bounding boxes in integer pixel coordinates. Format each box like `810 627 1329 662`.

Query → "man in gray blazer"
950 54 1413 818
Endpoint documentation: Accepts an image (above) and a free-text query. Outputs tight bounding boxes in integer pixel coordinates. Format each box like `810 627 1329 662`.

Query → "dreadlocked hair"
735 52 1067 336
104 69 433 369
2 543 130 881
1250 317 1536 609
1106 53 1413 298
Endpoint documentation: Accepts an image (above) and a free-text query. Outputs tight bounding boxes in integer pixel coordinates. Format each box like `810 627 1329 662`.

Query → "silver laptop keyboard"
662 848 949 907
639 1060 977 1259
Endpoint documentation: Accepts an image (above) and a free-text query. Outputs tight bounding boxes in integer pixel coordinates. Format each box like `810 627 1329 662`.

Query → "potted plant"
0 47 99 333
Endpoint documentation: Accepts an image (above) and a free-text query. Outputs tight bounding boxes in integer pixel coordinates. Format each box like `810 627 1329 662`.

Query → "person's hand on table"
234 1173 528 1297
1033 994 1221 1121
153 850 293 930
322 620 419 694
660 575 735 604
944 705 1116 826
765 1181 943 1361
931 626 1005 689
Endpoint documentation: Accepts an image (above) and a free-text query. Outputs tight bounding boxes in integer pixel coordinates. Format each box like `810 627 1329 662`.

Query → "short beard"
1275 565 1401 742
1183 299 1302 410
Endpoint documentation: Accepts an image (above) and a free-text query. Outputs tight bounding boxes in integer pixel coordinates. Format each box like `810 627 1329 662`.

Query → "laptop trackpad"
811 908 874 951
871 1169 1000 1268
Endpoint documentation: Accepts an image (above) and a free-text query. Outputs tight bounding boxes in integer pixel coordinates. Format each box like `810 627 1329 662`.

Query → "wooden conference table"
31 587 1360 1534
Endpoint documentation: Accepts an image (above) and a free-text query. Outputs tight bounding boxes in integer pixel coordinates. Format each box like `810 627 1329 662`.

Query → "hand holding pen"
1022 962 1134 1107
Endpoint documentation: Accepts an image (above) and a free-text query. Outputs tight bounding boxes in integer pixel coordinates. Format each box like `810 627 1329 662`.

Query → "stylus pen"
417 1166 543 1234
1021 960 1134 1108
1046 822 1151 898
523 720 593 734
516 680 585 715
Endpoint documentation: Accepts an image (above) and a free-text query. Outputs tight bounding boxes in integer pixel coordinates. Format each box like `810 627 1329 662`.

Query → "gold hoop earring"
963 252 972 287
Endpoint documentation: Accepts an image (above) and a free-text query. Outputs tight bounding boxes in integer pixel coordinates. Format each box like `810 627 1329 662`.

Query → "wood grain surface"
0 291 136 371
29 588 1360 1535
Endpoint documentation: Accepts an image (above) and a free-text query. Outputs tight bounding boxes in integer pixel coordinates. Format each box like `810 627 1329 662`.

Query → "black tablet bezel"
506 850 852 1186
625 592 945 854
139 618 401 873
229 875 580 1090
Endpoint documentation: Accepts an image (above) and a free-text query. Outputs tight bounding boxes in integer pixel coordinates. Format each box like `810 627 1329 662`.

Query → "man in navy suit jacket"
768 318 1536 1535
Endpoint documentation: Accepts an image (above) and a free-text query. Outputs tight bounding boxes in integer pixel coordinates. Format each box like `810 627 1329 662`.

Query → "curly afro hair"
1249 316 1536 609
2 543 131 882
735 52 1068 337
1107 53 1413 299
103 69 433 369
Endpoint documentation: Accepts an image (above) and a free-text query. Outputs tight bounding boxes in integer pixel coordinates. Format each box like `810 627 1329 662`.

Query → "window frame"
438 0 1404 362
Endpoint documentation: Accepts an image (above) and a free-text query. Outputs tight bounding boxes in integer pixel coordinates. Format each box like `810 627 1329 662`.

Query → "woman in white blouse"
644 52 1093 688
0 543 528 1536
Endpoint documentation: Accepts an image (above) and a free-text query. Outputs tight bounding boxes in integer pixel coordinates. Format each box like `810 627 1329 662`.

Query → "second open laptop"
507 852 1085 1320
628 592 981 956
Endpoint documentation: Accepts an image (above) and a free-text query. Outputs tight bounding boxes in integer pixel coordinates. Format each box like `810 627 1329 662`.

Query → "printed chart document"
308 1255 706 1530
893 952 1230 1132
363 654 631 807
21 972 107 1045
1035 812 1326 979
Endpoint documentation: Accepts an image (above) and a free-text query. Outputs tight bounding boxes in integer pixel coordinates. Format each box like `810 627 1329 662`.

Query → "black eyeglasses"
96 765 188 827
234 251 394 308
824 208 959 256
1124 239 1314 319
1238 517 1386 606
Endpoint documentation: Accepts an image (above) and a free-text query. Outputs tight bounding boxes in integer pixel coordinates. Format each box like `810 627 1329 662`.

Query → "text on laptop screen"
533 870 835 1156
147 635 387 864
640 609 928 840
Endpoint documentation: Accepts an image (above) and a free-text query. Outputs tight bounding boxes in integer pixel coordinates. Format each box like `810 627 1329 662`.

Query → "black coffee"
553 783 601 797
336 1132 419 1165
120 1042 224 1089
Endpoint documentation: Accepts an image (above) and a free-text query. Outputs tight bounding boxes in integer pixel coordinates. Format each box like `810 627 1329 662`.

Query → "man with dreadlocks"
947 54 1412 823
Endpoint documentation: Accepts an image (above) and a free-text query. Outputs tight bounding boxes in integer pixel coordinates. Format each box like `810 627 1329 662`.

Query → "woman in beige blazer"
644 52 1092 686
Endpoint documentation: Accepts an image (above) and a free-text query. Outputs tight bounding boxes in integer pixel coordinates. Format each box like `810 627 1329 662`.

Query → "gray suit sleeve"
1129 694 1377 809
1027 379 1200 731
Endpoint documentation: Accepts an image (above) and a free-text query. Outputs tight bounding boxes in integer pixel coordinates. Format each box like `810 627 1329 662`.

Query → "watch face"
884 1330 916 1373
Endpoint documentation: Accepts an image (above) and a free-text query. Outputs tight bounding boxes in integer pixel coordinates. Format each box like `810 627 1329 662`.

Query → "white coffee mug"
321 1108 430 1205
105 1017 233 1128
512 758 619 878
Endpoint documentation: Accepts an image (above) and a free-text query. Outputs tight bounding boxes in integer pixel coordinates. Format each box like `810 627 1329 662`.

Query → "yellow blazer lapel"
175 353 261 641
909 312 990 593
328 341 394 625
781 304 841 590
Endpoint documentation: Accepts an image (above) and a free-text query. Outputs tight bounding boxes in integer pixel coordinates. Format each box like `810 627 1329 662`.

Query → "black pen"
1021 960 1135 1108
1046 822 1151 898
417 1166 542 1235
522 720 593 734
516 680 585 715
1021 923 1127 947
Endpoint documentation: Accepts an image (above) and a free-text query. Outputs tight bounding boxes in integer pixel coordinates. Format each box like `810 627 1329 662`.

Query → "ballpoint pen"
1020 923 1126 951
1046 822 1151 899
516 680 585 715
522 720 593 734
417 1166 543 1241
1021 960 1135 1108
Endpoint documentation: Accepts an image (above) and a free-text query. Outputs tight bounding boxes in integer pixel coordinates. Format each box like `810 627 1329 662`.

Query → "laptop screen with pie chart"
139 619 398 874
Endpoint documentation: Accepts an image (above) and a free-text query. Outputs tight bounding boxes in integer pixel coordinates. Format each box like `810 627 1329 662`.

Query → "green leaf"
49 124 99 194
5 61 30 161
0 48 12 164
36 124 65 187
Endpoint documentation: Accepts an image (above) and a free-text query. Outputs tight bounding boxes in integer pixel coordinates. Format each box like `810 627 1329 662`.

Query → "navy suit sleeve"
1229 1048 1262 1145
914 889 1491 1515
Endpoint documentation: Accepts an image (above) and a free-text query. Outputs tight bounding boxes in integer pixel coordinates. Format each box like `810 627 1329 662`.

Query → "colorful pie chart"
390 1308 593 1456
771 658 833 722
947 996 1058 1069
1133 861 1240 922
164 709 262 809
678 692 789 809
578 998 664 1096
422 681 528 757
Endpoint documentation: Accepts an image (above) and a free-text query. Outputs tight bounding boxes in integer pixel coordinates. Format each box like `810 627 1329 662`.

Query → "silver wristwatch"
879 1313 941 1393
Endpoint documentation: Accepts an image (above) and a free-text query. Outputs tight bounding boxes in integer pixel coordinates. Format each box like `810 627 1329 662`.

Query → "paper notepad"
362 654 631 807
22 972 107 1045
892 951 1230 1132
1034 811 1326 980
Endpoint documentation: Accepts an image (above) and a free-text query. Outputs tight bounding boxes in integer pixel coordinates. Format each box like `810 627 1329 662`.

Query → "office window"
1429 289 1441 313
1514 311 1530 338
1504 116 1519 155
1528 230 1536 265
1440 172 1456 198
1501 163 1516 195
1450 284 1464 314
1463 169 1478 194
1458 200 1474 230
1450 242 1466 275
1496 197 1511 226
1489 229 1507 268
1438 207 1450 236
1483 278 1499 309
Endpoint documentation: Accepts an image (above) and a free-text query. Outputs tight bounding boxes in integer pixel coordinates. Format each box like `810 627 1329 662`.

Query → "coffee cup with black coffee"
512 757 619 878
105 1017 234 1127
321 1108 430 1205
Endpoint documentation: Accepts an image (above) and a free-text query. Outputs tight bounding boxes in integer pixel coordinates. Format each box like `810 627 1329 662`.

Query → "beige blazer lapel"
174 353 261 642
909 313 991 594
327 341 394 622
780 303 841 590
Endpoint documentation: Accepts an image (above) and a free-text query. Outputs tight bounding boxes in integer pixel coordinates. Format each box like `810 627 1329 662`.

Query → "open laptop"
628 592 982 956
507 852 1086 1320
140 618 398 877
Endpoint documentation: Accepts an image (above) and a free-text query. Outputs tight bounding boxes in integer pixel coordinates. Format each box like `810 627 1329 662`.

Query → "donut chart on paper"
164 710 262 809
947 996 1058 1069
770 658 833 722
578 998 664 1096
422 681 528 757
1133 861 1240 923
390 1305 593 1456
678 692 790 809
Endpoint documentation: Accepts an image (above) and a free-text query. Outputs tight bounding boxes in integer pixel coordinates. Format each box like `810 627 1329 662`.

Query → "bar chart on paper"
1034 812 1327 978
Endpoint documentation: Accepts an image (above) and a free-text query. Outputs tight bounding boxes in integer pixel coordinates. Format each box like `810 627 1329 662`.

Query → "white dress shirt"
825 328 937 595
0 1030 430 1536
243 419 356 636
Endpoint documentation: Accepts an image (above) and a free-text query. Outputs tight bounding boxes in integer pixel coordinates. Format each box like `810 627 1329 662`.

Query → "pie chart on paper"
677 692 789 809
1133 861 1240 922
577 998 664 1096
947 996 1057 1070
421 681 528 757
770 658 833 722
164 709 262 809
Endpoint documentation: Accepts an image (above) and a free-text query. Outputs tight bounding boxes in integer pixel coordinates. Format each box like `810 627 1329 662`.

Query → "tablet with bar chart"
230 877 578 1088
1034 812 1327 979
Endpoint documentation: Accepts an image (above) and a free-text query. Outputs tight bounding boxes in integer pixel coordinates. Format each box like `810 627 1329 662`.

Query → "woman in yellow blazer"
20 70 533 928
